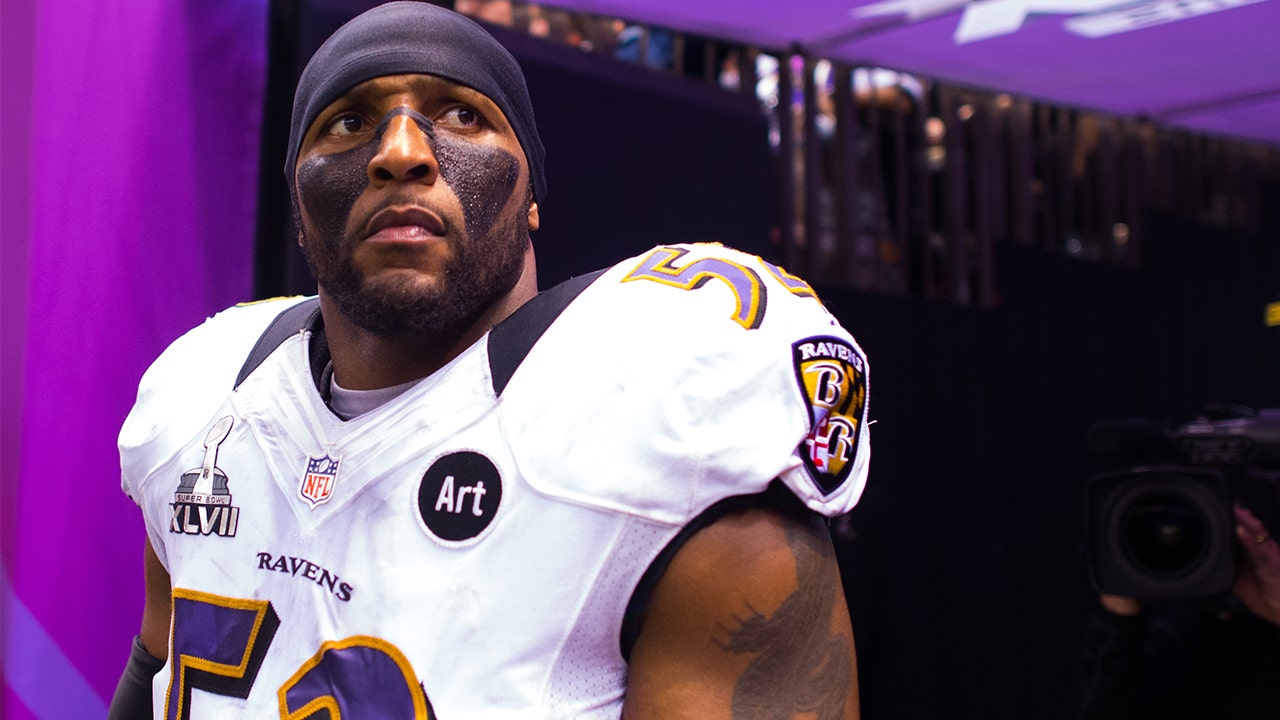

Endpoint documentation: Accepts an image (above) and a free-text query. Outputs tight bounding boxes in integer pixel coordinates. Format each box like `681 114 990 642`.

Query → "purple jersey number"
166 589 431 719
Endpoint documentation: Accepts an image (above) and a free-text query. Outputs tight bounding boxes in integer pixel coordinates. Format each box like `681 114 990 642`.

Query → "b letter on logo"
417 451 503 544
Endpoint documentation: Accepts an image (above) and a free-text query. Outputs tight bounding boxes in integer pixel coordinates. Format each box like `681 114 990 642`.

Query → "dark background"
833 216 1280 717
256 2 1280 717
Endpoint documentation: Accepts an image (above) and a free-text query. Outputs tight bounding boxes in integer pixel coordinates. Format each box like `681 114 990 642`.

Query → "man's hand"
1099 594 1144 617
1233 505 1280 627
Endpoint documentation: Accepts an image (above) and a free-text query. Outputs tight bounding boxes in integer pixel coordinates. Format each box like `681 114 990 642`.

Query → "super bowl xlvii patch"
299 454 340 508
793 336 867 494
171 416 240 537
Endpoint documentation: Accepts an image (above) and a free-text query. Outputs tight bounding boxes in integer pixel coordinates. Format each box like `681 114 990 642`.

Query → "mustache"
355 193 454 237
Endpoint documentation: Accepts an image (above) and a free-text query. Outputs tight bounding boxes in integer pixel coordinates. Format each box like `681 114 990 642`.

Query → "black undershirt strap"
235 269 603 397
486 269 604 396
234 297 322 390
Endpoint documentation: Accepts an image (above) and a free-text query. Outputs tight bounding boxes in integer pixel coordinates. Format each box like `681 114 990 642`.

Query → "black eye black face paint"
296 142 374 249
295 108 433 248
434 136 521 241
296 106 520 247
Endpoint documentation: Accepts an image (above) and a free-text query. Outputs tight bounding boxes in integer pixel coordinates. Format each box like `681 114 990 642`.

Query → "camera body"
1085 408 1280 600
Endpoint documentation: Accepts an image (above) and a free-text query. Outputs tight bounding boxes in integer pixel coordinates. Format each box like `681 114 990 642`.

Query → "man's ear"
291 196 306 247
527 201 540 232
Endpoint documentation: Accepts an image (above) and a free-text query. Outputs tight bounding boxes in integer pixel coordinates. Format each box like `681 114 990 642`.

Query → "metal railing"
457 0 1280 306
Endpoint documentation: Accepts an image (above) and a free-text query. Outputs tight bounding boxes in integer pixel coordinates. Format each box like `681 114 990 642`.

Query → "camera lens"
1121 491 1208 576
1088 467 1235 598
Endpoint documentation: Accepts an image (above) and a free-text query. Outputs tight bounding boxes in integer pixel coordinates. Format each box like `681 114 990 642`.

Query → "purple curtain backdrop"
1 0 266 716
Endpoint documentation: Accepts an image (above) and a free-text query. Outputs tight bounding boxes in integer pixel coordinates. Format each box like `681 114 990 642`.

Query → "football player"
110 3 872 718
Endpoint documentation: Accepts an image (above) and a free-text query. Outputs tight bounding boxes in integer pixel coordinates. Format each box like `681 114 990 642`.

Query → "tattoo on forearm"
714 521 851 720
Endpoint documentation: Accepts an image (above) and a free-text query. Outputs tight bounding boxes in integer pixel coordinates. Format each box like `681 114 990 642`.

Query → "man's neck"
321 313 479 390
320 253 538 390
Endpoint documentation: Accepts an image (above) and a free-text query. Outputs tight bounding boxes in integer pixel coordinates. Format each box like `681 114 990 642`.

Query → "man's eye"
439 106 480 129
327 115 366 137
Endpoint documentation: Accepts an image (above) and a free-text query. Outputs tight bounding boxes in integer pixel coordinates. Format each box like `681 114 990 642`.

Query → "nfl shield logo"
300 454 340 508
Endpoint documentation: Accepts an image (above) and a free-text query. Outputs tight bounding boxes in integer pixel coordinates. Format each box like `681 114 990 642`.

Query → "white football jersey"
120 243 870 719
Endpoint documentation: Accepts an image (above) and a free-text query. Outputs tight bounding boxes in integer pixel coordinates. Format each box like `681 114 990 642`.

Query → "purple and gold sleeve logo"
793 337 868 495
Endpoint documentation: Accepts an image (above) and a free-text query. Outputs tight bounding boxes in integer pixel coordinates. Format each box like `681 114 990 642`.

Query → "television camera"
1085 406 1280 600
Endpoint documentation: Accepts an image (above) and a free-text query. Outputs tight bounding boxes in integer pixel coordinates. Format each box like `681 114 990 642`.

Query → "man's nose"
368 112 438 185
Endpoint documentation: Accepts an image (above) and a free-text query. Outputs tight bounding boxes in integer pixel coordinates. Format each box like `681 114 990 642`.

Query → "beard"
297 196 531 337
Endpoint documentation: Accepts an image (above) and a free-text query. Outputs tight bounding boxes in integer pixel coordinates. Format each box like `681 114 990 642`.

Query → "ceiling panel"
542 0 1280 146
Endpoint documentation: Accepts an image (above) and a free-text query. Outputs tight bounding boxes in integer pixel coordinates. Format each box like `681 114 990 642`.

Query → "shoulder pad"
501 244 869 524
119 297 314 497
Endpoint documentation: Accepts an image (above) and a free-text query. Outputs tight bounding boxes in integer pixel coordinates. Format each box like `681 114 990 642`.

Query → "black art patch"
417 451 503 543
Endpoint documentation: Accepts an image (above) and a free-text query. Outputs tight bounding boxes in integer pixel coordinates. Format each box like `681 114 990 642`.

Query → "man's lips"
363 206 447 242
